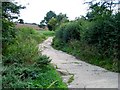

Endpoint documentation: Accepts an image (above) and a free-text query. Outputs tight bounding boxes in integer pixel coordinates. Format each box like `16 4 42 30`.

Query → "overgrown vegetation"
2 2 66 88
2 27 66 88
52 1 120 72
39 11 69 31
39 30 55 37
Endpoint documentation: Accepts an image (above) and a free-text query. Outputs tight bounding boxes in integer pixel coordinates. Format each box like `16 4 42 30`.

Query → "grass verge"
52 39 118 72
38 30 55 37
2 27 67 88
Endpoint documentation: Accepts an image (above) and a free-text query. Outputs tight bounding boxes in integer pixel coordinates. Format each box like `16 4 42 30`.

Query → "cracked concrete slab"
39 37 118 89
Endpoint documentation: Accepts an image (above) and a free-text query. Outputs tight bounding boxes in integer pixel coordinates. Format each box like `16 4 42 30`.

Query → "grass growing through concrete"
67 74 74 84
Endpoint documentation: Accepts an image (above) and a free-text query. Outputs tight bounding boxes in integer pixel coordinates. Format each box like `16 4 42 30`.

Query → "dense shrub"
3 27 47 66
2 25 67 88
83 13 119 60
2 20 16 55
2 64 67 88
2 2 66 88
35 55 51 66
55 22 81 43
53 12 120 72
39 30 55 37
16 27 46 44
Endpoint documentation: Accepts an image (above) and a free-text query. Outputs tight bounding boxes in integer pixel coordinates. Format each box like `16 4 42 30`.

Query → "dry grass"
15 23 44 30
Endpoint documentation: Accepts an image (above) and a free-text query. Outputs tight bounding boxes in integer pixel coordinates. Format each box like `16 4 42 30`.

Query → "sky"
14 0 89 24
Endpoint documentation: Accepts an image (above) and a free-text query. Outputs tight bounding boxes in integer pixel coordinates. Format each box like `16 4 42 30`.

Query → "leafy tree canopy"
2 1 25 54
2 2 25 21
44 10 56 24
56 13 68 22
86 2 112 21
18 19 24 24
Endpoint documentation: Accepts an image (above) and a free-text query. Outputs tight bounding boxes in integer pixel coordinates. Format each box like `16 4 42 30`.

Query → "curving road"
39 37 118 89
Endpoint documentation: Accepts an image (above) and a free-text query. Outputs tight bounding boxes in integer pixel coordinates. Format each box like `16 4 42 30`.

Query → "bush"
3 39 38 65
83 14 119 59
39 30 55 37
53 12 119 72
2 3 67 87
16 27 46 43
3 27 48 65
35 55 51 66
2 64 67 88
2 27 55 88
55 22 81 43
52 37 64 50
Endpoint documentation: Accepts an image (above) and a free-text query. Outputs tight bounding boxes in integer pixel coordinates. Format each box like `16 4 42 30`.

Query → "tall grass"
2 27 67 88
39 30 55 37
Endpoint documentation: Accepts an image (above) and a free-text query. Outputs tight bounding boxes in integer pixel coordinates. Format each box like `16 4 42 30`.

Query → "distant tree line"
39 11 69 30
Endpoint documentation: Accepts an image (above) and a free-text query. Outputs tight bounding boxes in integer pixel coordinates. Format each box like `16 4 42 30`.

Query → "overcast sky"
14 0 89 24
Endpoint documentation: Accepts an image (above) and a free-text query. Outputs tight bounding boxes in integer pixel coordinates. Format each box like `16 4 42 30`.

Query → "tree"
39 11 69 30
2 2 25 21
2 2 25 55
57 13 68 22
18 19 24 24
86 2 112 21
47 13 69 31
39 11 56 30
48 17 57 30
56 13 69 25
44 10 56 24
39 20 46 28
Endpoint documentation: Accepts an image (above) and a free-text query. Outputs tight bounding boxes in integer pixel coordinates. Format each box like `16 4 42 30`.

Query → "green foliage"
2 1 67 88
39 11 56 30
83 13 119 60
40 12 69 31
3 27 47 65
86 2 112 21
52 38 64 50
39 30 55 37
56 13 68 23
55 22 81 43
2 2 25 20
2 27 67 88
31 65 67 88
18 19 24 24
2 1 25 55
67 75 74 84
2 64 67 88
16 27 46 43
52 2 119 72
2 27 50 66
44 10 56 24
56 13 69 28
48 17 58 30
39 20 46 28
35 55 51 66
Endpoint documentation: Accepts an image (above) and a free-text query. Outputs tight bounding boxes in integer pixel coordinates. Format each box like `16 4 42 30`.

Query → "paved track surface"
39 37 118 89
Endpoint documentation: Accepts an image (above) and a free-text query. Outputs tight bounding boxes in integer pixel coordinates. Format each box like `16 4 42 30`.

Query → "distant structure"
15 23 48 30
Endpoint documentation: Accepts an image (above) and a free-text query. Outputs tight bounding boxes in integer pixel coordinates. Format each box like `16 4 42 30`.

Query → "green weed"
2 27 67 88
67 74 74 84
39 30 55 37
